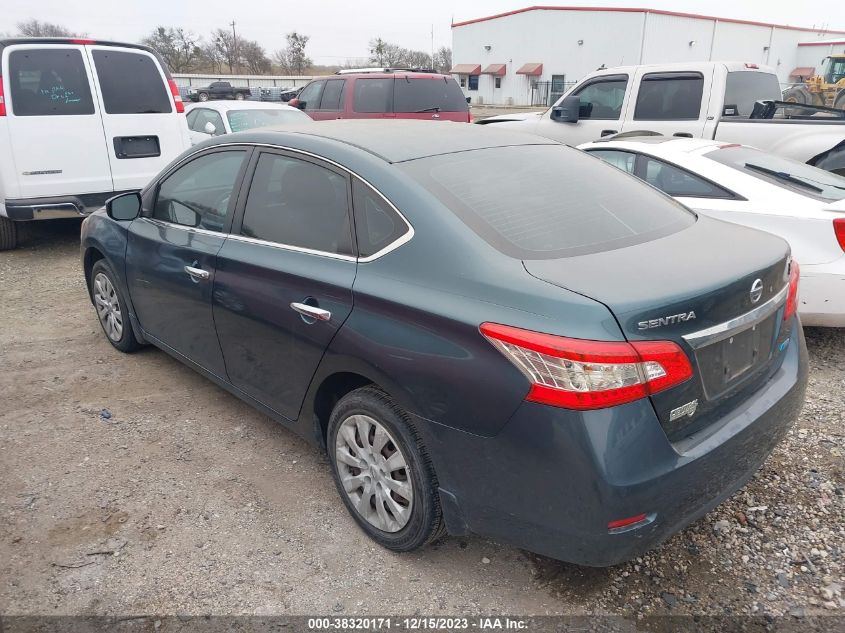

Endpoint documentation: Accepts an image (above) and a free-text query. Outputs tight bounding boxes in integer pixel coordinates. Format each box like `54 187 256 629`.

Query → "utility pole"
230 20 238 74
431 24 435 71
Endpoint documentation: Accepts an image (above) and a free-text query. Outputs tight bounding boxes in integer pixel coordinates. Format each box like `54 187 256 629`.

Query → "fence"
172 73 314 89
530 80 577 107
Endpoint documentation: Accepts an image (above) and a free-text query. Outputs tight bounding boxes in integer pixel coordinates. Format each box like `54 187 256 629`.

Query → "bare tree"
141 27 202 73
239 39 271 74
273 32 312 75
367 38 437 69
200 41 224 74
212 28 238 73
434 46 452 73
17 19 83 37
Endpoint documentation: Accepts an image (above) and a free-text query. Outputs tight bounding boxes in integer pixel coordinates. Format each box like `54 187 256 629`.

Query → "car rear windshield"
92 49 172 114
706 145 845 202
393 77 469 113
226 108 310 132
722 72 781 117
400 145 696 259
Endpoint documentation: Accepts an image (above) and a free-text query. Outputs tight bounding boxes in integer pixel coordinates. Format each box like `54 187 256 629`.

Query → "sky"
5 1 845 65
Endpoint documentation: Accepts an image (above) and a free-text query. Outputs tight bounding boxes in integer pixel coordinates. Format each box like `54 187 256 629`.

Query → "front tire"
0 216 17 251
90 260 141 353
327 386 445 552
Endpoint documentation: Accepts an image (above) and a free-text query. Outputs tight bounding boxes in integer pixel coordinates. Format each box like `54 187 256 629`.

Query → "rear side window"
153 150 246 232
241 153 353 255
393 77 469 113
354 78 393 113
352 178 409 258
586 149 635 174
400 144 695 259
634 73 703 121
8 48 94 116
640 156 734 198
319 79 345 110
92 49 172 114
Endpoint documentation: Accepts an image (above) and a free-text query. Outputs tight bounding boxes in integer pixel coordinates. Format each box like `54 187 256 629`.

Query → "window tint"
226 108 310 132
401 145 694 259
297 80 324 111
241 153 353 255
186 109 199 128
92 49 171 114
154 151 246 232
8 48 94 116
393 77 469 113
723 72 781 117
353 78 393 113
319 79 345 110
640 156 733 198
573 77 627 120
587 149 636 174
634 73 703 121
352 179 409 258
189 109 225 135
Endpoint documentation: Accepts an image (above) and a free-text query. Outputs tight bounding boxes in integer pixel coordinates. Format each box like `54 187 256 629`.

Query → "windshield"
393 77 469 113
722 72 781 117
400 145 695 259
706 146 845 202
226 108 310 132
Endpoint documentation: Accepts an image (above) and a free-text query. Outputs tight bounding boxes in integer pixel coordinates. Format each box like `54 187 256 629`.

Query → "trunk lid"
524 216 794 441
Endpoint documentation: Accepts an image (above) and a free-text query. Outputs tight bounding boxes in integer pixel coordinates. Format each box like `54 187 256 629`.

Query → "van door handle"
184 265 210 281
290 302 332 322
600 129 617 137
673 132 693 138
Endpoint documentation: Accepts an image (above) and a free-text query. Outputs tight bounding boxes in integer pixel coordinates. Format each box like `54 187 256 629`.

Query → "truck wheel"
235 92 245 101
783 86 810 116
0 216 17 251
198 92 209 102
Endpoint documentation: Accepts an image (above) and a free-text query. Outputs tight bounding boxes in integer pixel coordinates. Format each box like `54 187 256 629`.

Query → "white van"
0 38 192 249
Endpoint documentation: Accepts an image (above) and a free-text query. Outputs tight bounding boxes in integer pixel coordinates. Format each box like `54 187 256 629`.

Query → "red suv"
290 69 471 123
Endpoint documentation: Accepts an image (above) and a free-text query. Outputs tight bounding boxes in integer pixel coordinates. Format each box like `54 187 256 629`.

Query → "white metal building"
450 6 845 105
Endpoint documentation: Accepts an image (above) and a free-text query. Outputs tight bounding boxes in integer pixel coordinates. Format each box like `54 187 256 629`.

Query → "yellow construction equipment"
784 55 845 110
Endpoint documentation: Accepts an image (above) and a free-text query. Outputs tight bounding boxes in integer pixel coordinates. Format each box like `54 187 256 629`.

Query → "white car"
185 101 310 144
579 136 845 327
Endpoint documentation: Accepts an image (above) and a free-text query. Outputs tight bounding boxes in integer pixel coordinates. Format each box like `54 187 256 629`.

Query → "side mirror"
551 95 580 123
204 121 217 135
106 192 141 221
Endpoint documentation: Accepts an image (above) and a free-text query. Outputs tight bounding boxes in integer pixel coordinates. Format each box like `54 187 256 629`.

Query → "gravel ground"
0 221 843 622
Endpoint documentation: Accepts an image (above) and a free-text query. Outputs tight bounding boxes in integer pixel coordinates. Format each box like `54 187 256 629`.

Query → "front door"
213 150 356 420
126 148 250 378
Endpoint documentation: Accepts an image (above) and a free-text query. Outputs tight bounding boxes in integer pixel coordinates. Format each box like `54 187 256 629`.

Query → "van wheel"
198 92 209 102
0 217 17 251
327 386 446 552
90 260 141 353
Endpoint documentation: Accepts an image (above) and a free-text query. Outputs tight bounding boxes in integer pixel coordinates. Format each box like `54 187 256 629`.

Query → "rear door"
3 43 113 198
213 149 356 420
620 69 714 138
308 78 346 121
350 77 395 119
86 45 189 192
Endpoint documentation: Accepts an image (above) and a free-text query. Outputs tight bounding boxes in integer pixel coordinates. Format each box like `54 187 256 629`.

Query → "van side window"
8 49 95 116
92 49 172 114
352 179 409 258
572 76 627 120
354 78 393 113
241 153 353 255
634 73 704 121
153 151 246 232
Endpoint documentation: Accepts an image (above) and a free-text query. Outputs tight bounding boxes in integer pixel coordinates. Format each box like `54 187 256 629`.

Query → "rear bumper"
3 191 137 221
422 325 807 566
798 260 845 327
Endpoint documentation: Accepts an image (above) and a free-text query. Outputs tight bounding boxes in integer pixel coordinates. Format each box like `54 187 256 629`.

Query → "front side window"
319 79 345 110
153 150 246 232
573 77 627 120
353 78 393 113
241 153 353 255
640 155 733 198
189 109 225 135
634 73 703 121
92 49 171 114
297 80 325 111
8 48 95 116
352 179 409 258
587 149 636 174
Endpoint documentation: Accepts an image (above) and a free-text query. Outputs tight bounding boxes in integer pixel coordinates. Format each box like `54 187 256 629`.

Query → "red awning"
789 66 816 77
481 63 507 76
516 63 543 76
450 64 481 75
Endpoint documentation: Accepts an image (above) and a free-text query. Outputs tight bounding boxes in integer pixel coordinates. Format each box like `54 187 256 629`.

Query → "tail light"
168 79 185 113
0 76 6 116
70 38 97 45
784 259 800 322
480 323 693 410
468 112 474 123
834 218 845 252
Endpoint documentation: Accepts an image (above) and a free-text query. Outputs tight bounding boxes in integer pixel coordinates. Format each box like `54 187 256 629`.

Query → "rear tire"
234 92 245 101
0 216 17 251
834 91 845 112
198 92 209 102
783 86 810 116
90 260 141 353
327 386 446 552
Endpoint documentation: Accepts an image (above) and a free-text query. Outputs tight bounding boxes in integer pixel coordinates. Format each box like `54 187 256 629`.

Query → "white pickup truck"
479 62 845 175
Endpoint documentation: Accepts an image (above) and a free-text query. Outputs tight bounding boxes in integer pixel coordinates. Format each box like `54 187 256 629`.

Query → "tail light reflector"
608 513 648 531
0 76 6 116
834 218 845 252
479 323 693 410
168 79 185 113
784 259 800 322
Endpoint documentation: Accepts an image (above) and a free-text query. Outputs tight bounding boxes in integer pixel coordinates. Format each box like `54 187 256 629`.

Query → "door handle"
290 302 331 322
600 129 618 137
184 265 210 281
673 132 693 138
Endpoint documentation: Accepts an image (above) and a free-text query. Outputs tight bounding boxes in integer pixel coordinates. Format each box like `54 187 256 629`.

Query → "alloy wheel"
93 272 123 342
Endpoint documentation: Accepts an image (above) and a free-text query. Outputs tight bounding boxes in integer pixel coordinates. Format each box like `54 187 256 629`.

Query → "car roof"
223 120 559 163
311 71 451 81
581 136 725 154
186 101 300 113
587 60 776 76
